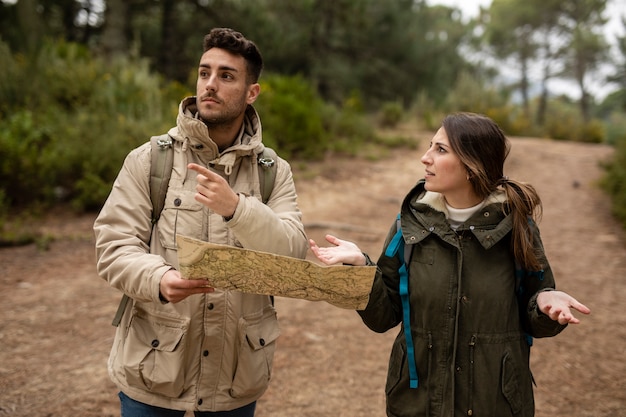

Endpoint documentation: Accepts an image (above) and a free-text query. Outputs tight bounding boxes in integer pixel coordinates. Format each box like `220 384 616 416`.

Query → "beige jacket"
94 97 308 411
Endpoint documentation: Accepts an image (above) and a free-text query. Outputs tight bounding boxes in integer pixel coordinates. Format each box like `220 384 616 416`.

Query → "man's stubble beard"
197 94 248 128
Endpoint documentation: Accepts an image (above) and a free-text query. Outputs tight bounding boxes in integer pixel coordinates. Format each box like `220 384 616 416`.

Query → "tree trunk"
15 0 43 55
100 0 129 58
159 0 179 81
520 58 530 119
536 61 552 126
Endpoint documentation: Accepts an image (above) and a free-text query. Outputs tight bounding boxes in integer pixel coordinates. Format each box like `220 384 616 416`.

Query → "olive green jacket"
360 180 566 417
94 97 308 412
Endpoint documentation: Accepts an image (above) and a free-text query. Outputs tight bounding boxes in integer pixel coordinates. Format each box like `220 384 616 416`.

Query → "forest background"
1 0 626 242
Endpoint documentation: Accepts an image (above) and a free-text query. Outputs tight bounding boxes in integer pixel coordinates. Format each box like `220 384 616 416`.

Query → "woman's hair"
442 112 544 271
203 28 263 84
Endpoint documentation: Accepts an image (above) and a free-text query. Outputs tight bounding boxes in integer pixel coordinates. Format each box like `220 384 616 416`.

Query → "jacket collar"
400 180 513 249
167 97 264 172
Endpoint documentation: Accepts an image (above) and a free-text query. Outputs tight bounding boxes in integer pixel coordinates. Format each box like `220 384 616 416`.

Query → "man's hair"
203 28 263 84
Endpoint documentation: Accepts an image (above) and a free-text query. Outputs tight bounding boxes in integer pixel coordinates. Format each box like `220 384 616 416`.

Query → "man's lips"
201 95 220 104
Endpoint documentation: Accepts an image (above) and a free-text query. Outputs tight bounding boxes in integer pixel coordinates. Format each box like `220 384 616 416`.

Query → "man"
94 28 308 416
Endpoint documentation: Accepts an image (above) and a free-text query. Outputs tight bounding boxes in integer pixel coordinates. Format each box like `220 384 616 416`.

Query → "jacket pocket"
385 336 407 395
157 189 204 249
230 310 280 398
123 311 189 398
501 351 522 415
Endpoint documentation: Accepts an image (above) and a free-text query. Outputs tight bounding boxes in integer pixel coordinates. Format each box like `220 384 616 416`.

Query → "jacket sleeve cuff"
363 252 376 266
223 193 242 222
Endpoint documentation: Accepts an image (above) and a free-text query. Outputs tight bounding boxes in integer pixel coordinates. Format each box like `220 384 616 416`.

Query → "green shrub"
443 71 511 116
579 119 605 143
412 91 443 131
256 74 379 159
541 98 607 143
0 39 185 213
484 106 527 137
0 110 52 206
256 74 328 159
378 101 404 128
544 118 571 140
325 103 378 155
600 137 626 229
603 112 626 146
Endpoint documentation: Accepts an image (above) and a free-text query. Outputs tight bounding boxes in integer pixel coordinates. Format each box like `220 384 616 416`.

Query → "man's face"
195 48 259 126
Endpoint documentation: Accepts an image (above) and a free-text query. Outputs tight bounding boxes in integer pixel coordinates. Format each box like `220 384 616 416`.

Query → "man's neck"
206 117 245 152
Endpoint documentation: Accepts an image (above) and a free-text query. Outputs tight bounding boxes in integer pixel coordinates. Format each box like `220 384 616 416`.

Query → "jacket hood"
167 97 265 172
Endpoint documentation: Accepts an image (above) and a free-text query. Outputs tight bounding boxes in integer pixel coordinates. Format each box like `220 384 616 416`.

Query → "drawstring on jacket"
181 137 190 185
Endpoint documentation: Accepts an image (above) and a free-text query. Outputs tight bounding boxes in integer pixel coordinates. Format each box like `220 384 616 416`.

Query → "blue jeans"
119 392 256 417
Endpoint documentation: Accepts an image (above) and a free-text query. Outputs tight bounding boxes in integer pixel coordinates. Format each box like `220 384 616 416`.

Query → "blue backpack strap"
385 214 419 389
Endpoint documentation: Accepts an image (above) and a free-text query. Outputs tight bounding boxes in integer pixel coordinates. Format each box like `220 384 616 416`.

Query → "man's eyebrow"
199 63 239 72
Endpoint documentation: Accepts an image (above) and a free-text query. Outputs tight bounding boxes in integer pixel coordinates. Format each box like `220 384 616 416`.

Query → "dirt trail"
0 136 624 417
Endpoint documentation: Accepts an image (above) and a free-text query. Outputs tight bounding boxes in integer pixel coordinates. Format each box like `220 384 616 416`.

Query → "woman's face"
420 127 480 208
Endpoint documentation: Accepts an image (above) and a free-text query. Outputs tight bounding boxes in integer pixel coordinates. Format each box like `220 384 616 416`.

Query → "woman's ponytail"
500 179 543 271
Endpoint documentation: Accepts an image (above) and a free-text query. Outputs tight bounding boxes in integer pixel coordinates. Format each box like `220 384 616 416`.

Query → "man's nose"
204 74 217 91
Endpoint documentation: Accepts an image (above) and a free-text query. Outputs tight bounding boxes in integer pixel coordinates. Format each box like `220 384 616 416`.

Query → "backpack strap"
149 135 174 224
385 213 419 389
256 146 277 307
258 147 277 204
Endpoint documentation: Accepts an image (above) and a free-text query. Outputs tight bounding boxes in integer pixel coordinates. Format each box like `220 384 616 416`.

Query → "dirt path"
1 136 624 417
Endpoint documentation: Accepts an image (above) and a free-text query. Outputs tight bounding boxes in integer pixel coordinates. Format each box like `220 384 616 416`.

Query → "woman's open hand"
309 235 367 266
536 290 591 325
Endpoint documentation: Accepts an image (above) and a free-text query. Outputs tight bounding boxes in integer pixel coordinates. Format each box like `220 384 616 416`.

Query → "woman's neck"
443 191 483 209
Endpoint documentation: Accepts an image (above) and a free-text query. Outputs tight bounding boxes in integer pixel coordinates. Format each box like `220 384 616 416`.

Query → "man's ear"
247 83 260 105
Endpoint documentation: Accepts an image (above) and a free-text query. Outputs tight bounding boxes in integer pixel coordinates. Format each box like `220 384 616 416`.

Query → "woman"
309 112 590 417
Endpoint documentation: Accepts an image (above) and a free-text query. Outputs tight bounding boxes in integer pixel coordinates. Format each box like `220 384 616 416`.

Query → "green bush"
378 101 404 128
579 119 605 144
256 74 378 159
603 112 626 145
0 39 186 213
412 92 443 131
600 136 626 229
256 74 328 159
542 98 607 143
441 71 536 136
443 71 511 115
